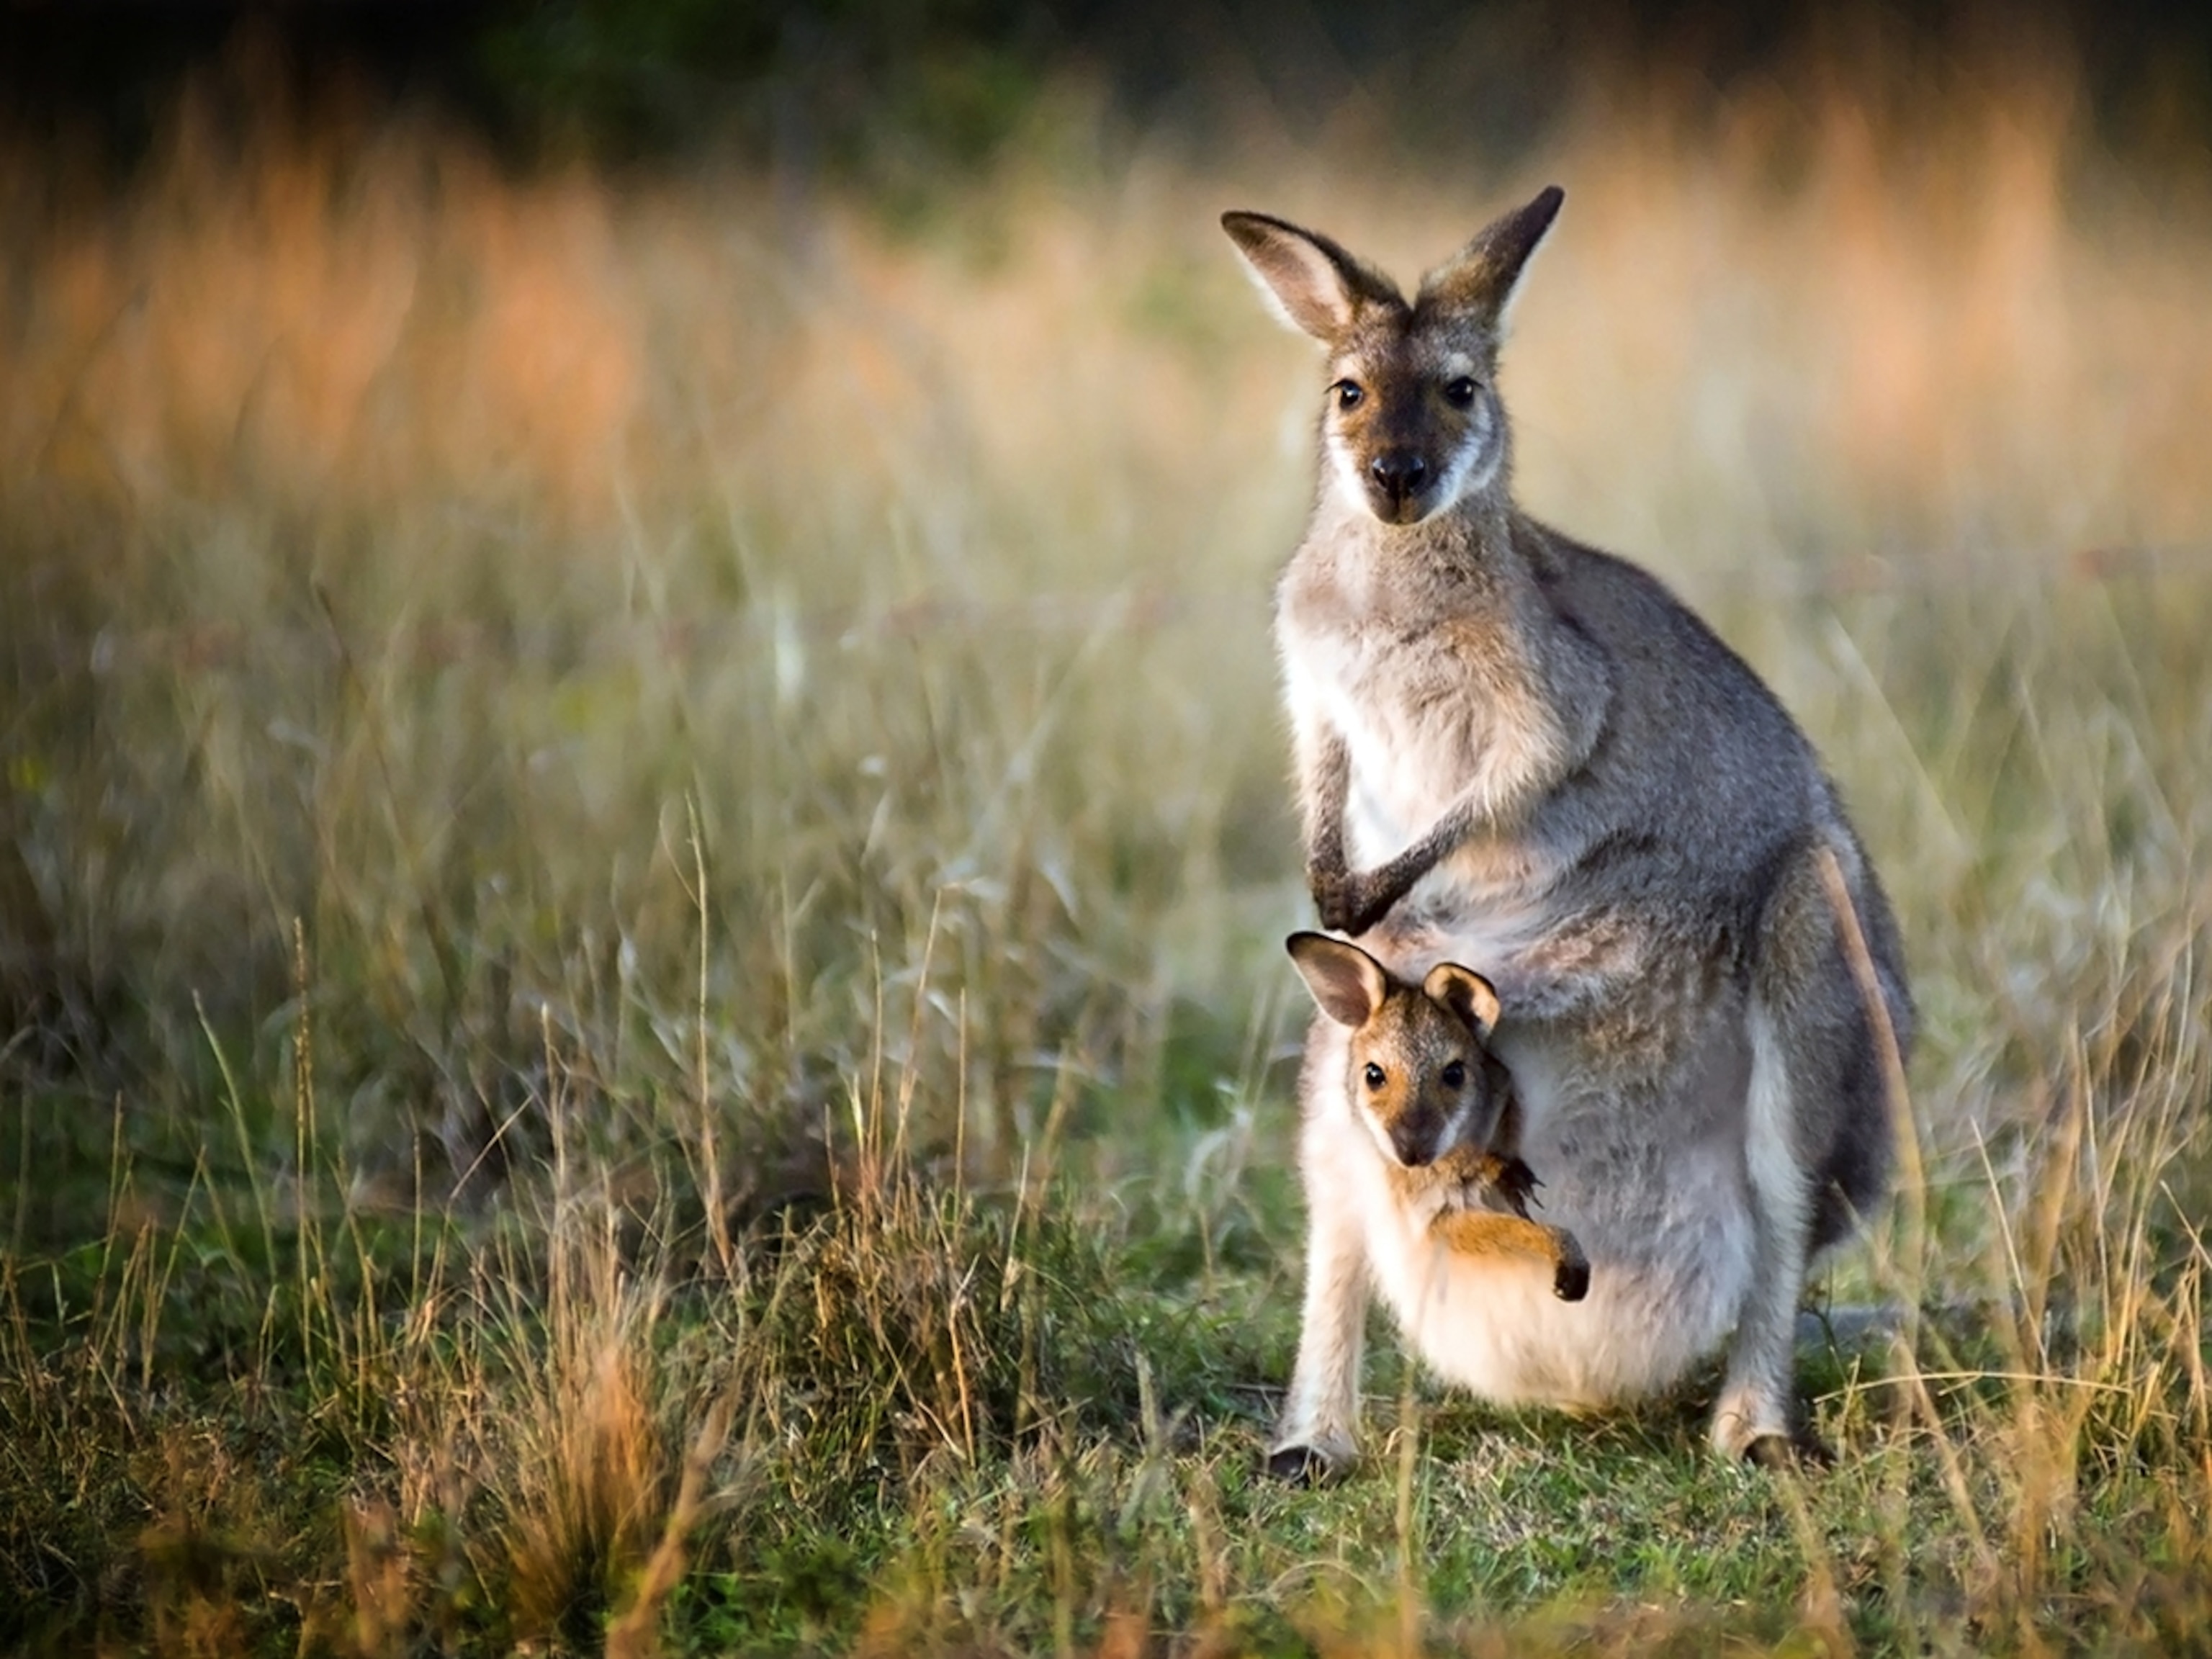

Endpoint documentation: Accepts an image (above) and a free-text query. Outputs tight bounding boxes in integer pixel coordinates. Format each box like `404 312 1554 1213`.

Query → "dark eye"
1363 1062 1386 1090
1332 379 1364 411
1444 377 1478 409
1441 1061 1467 1089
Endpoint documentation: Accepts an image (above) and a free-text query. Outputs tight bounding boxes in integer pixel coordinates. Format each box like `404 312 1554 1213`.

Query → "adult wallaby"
1225 188 1913 1470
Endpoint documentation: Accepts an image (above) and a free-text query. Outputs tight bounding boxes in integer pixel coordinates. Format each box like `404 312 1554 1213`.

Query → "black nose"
1393 1132 1434 1168
1370 452 1429 504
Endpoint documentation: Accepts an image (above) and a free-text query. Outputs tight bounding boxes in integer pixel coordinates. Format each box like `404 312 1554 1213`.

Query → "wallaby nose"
1393 1128 1435 1168
1369 451 1429 507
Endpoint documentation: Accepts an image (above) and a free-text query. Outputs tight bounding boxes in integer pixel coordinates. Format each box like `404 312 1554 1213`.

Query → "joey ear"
1417 184 1565 328
1286 931 1391 1028
1222 211 1403 342
1423 962 1502 1040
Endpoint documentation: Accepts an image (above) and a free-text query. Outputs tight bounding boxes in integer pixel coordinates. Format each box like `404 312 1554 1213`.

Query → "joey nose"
1369 452 1429 507
1392 1130 1435 1169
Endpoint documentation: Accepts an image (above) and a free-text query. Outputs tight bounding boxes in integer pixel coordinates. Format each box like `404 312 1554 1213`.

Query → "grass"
4 32 2212 1657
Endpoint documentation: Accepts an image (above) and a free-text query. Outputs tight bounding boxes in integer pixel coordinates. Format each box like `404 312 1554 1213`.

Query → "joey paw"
1492 1156 1541 1217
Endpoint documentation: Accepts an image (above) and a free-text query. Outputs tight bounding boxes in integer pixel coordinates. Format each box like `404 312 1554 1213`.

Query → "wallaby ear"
1286 931 1391 1028
1222 211 1402 343
1416 185 1565 328
1423 962 1502 1040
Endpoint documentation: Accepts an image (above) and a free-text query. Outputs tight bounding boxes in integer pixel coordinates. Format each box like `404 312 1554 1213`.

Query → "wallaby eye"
1363 1062 1387 1090
1332 379 1365 411
1441 1060 1467 1089
1444 377 1479 409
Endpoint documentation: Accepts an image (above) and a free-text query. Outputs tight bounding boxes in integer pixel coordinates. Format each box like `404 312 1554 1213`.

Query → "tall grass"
4 30 2212 1655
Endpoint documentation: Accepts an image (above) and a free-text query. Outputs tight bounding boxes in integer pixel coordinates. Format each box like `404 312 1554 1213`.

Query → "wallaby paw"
1310 877 1368 936
1493 1156 1541 1217
1552 1252 1590 1302
1264 1444 1336 1485
1308 866 1398 936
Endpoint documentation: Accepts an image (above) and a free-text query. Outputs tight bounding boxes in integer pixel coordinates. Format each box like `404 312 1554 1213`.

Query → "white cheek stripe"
1434 400 1501 507
1324 428 1372 513
1354 1082 1404 1164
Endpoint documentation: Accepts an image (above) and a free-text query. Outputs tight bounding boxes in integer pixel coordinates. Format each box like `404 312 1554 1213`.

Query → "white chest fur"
1284 613 1542 864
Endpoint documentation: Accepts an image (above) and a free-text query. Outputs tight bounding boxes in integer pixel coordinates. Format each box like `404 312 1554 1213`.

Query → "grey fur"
1225 189 1914 1470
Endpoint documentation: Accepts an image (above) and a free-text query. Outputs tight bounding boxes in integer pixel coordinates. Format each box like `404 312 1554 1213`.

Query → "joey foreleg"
1430 1208 1591 1302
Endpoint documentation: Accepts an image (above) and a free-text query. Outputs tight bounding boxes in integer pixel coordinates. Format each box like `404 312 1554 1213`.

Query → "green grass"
6 46 2212 1657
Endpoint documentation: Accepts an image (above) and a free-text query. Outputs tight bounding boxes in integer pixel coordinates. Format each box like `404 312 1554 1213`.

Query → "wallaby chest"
1278 534 1591 868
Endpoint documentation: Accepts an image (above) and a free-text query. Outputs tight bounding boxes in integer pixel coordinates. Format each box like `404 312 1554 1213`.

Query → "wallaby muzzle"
1367 451 1431 522
1390 1121 1439 1168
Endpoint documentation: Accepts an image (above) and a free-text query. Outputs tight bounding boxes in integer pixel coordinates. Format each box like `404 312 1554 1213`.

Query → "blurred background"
11 12 2212 1646
3 0 2210 1223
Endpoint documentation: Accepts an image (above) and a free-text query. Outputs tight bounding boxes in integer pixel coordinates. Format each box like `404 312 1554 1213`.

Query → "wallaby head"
1285 931 1506 1170
1222 187 1563 527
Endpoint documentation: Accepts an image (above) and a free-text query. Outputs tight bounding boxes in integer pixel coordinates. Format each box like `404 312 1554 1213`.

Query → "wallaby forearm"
1302 729 1352 884
1313 783 1485 937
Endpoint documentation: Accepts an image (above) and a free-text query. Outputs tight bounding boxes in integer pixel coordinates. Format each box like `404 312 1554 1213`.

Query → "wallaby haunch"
1226 188 1913 1472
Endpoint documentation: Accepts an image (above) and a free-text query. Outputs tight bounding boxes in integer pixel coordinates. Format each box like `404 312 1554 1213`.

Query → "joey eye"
1331 379 1365 411
1441 1061 1467 1089
1444 377 1478 409
1363 1062 1387 1090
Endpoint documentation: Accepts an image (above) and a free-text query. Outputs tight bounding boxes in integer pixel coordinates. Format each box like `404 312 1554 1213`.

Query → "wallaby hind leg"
1712 836 1902 1464
1269 1186 1369 1480
1431 1208 1591 1302
1269 1028 1374 1481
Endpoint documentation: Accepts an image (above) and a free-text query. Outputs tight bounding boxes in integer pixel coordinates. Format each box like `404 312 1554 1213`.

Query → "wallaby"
1225 188 1913 1471
1277 930 1588 1484
1288 928 1587 1264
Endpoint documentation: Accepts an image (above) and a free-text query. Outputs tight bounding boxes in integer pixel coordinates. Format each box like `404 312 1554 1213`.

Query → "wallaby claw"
1309 871 1368 936
1493 1155 1541 1217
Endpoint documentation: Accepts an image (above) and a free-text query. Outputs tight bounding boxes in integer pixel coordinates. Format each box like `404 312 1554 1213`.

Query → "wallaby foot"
1431 1208 1589 1303
1742 1422 1835 1471
1264 1444 1338 1485
1709 1371 1823 1464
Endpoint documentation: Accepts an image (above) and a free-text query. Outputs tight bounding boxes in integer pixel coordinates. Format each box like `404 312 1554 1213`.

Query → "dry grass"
4 28 2212 1657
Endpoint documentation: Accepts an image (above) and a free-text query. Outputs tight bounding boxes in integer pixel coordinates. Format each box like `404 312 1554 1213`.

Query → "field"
6 29 2212 1657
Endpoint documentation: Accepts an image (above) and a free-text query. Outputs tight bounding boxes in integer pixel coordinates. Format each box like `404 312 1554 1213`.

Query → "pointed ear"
1286 931 1391 1028
1423 962 1501 1040
1416 184 1564 328
1222 211 1403 343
